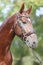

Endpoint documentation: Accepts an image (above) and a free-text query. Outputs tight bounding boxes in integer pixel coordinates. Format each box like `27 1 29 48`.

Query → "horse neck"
0 14 16 32
0 14 16 44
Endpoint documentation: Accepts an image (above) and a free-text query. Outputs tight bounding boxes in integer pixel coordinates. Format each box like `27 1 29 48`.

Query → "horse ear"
19 3 24 13
26 6 32 14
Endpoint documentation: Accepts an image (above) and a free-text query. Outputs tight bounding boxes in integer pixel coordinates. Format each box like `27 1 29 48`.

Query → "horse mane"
0 14 16 31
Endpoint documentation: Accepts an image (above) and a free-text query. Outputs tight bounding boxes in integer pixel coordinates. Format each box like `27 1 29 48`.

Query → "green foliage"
11 36 30 58
0 0 43 65
33 61 40 65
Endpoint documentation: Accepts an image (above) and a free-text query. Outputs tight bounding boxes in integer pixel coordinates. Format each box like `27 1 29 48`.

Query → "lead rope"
30 48 43 65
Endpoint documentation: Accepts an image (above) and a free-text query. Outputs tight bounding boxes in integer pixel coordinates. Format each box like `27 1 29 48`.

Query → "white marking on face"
28 18 31 22
22 22 34 34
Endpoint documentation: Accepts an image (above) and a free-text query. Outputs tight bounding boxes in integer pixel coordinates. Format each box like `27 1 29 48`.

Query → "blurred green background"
0 0 43 65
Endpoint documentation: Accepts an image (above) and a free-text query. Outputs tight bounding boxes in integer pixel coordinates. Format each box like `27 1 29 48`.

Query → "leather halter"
14 14 36 40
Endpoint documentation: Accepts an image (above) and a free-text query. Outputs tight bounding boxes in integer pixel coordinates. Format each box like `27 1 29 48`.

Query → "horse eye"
23 22 27 24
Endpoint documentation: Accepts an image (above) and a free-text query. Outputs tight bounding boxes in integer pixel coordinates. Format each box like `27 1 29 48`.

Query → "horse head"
13 3 38 48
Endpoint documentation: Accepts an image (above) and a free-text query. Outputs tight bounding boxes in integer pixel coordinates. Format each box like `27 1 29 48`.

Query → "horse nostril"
33 42 35 44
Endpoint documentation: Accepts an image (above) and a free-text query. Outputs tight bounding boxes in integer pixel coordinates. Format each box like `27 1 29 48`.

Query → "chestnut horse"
0 4 38 65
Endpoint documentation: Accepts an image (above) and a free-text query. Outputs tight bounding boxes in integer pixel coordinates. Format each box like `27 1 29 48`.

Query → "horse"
0 3 38 65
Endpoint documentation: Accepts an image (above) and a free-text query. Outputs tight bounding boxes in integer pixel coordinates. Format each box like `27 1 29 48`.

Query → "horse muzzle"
23 33 38 48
